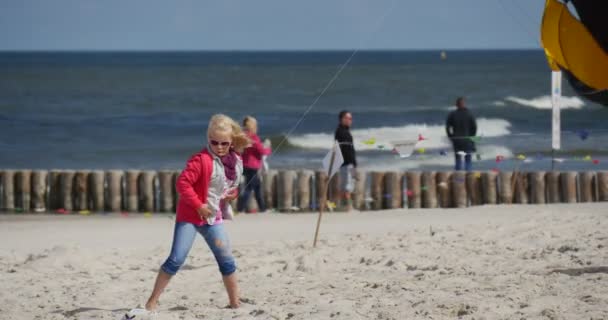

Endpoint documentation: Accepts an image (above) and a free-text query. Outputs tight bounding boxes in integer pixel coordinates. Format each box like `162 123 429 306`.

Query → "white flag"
322 141 344 178
551 71 562 150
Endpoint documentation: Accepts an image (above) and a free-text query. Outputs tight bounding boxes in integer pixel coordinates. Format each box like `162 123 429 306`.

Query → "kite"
362 138 376 145
326 201 337 210
496 155 505 163
517 154 526 161
468 136 482 143
541 0 608 106
391 140 418 158
593 159 600 165
576 129 590 140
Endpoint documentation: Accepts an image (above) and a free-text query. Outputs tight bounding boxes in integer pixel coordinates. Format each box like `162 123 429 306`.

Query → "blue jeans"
161 222 236 276
237 168 266 212
455 153 472 171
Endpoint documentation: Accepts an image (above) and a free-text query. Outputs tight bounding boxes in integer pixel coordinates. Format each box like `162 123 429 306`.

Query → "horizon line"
0 48 543 53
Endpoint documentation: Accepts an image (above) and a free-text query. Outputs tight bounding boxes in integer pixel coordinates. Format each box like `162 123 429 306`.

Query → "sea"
1 50 607 172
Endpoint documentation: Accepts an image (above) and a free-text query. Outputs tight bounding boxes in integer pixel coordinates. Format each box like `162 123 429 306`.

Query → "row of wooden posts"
0 169 607 213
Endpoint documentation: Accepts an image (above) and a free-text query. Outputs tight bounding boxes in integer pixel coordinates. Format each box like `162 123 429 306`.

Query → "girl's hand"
197 205 212 219
223 189 238 201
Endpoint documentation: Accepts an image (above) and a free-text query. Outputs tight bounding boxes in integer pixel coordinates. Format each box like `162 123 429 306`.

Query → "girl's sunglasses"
209 140 231 147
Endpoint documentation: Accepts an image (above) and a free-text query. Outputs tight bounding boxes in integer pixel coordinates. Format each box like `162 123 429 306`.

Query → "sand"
0 203 607 320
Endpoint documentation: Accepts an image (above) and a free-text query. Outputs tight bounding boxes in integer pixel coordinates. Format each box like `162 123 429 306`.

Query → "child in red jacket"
130 114 248 318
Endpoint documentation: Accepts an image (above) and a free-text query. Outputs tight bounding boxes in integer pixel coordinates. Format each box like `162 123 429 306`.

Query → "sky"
0 0 545 51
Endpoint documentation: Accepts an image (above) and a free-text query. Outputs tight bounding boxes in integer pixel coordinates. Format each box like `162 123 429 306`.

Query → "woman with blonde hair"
127 114 248 318
238 116 272 213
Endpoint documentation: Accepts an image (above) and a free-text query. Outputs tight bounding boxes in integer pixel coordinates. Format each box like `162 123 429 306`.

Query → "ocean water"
0 50 607 171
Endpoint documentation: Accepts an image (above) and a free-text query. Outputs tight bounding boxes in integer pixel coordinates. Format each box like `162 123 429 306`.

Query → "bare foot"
145 300 158 311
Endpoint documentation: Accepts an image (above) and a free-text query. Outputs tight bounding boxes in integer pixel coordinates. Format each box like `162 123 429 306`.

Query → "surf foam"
504 95 585 110
288 118 512 151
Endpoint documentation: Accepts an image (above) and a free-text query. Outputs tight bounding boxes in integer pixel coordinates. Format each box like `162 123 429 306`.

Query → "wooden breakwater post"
579 171 596 202
328 171 342 207
31 170 48 212
370 171 385 210
296 170 313 211
481 171 498 204
263 170 278 211
139 171 156 212
421 171 437 208
1 170 15 211
529 171 546 204
546 171 561 203
157 170 174 213
352 170 367 210
125 170 140 212
406 172 421 209
436 171 452 208
74 171 89 211
598 171 608 202
560 172 578 203
48 170 62 210
466 171 482 206
89 170 105 212
513 172 529 204
384 171 402 209
498 171 513 204
59 170 75 211
451 171 467 208
315 171 328 211
15 170 32 212
106 170 123 212
277 170 296 212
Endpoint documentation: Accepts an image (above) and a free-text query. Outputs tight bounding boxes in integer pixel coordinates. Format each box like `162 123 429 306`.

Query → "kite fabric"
391 140 419 158
541 0 608 106
322 141 344 178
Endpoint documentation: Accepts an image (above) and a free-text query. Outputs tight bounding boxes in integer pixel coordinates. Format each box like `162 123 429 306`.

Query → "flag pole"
313 140 337 248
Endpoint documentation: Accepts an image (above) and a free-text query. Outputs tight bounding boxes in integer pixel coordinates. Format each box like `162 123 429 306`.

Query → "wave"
503 95 585 110
361 145 514 171
287 118 512 151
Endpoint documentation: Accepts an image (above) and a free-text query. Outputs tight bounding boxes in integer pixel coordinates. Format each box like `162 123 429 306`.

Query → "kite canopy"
541 0 608 106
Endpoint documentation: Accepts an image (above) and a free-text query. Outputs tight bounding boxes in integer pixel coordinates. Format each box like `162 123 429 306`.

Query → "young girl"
237 116 272 213
128 114 248 318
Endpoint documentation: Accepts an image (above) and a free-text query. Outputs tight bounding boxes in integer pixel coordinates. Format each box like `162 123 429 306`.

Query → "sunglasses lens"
210 140 230 147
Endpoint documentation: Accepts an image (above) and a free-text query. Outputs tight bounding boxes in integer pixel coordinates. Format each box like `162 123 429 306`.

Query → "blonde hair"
207 114 250 152
243 116 258 134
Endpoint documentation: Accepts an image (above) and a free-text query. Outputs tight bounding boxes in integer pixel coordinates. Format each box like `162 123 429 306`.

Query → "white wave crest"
288 118 511 151
504 95 585 110
361 145 513 171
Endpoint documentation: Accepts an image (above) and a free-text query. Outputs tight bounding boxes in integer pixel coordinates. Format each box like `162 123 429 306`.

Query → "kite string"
267 0 398 159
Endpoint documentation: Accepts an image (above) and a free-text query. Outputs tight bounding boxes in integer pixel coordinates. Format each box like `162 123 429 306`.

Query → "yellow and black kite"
541 0 608 106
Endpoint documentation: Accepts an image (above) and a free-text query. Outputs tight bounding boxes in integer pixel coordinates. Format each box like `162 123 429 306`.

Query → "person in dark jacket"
445 97 477 171
335 110 357 211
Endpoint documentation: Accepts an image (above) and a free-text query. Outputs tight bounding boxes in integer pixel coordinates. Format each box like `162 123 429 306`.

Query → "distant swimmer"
445 97 477 171
440 51 447 60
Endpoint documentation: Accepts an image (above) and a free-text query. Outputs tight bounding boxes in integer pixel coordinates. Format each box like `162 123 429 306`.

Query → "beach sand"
1 203 607 320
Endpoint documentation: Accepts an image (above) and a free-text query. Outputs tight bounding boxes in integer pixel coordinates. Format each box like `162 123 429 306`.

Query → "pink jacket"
242 132 271 170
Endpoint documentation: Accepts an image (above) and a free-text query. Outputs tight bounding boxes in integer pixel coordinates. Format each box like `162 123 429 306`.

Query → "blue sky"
0 0 544 50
